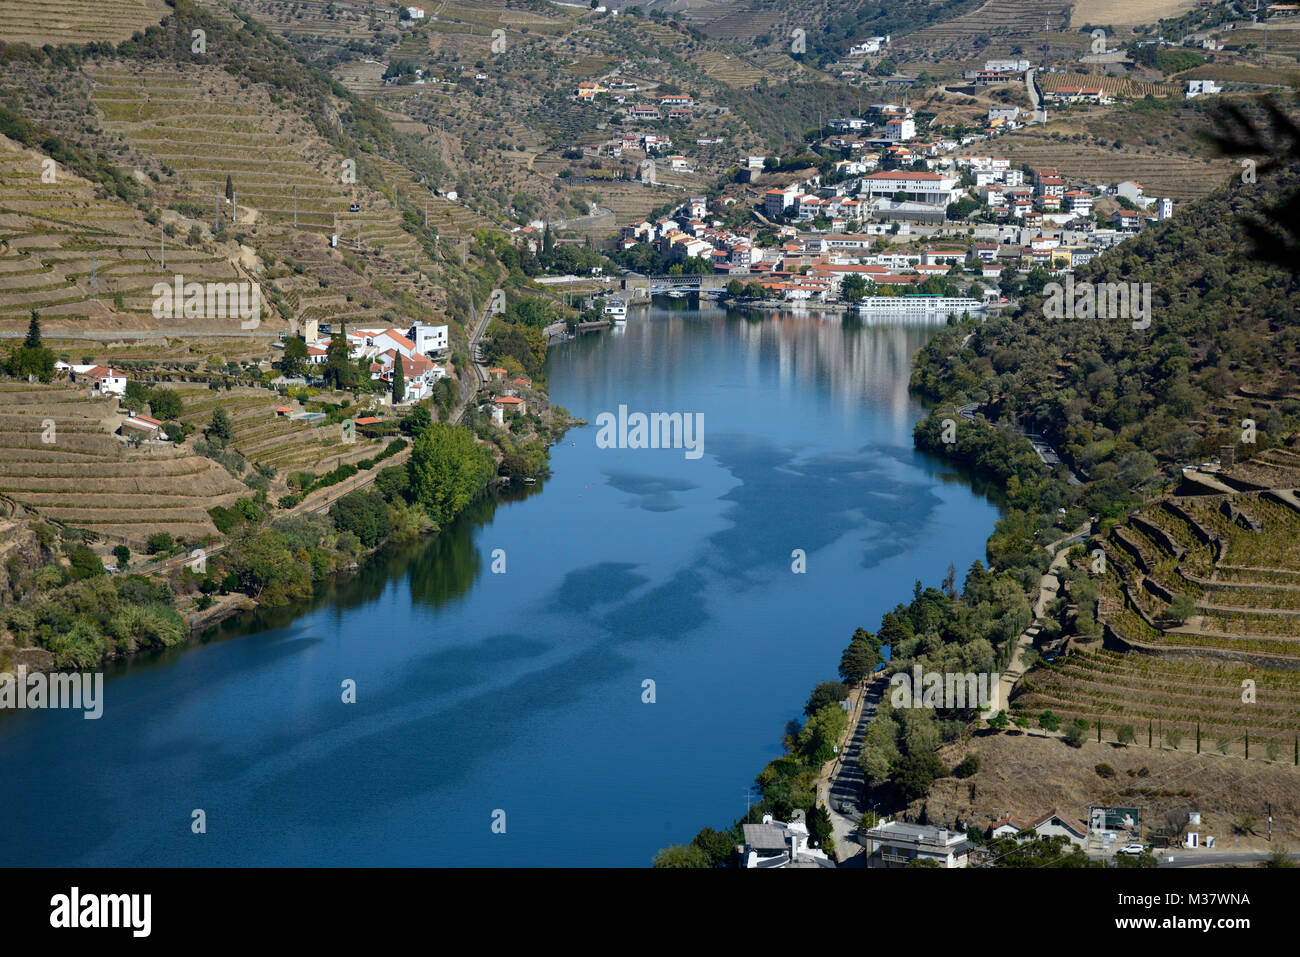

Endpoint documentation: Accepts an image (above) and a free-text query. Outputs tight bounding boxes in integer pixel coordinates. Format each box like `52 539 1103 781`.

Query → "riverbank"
1 306 1003 867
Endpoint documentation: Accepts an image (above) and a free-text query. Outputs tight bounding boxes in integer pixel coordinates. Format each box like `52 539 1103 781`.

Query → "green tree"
149 389 182 420
894 750 945 803
407 423 496 525
652 844 710 868
67 545 104 581
808 804 835 856
146 532 174 554
112 545 130 569
805 680 850 716
1064 718 1088 748
690 827 735 867
208 407 234 448
1116 723 1137 746
400 403 432 436
281 336 309 378
324 322 357 389
24 311 41 348
840 273 868 302
1167 594 1196 624
392 354 405 404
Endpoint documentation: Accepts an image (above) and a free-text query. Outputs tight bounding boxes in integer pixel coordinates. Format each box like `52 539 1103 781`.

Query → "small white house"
408 322 449 356
74 365 126 397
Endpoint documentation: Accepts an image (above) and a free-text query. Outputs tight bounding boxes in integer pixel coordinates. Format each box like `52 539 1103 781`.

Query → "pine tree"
225 174 234 201
24 310 41 348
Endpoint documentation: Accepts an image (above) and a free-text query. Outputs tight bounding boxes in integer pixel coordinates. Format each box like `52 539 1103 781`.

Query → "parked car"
1117 844 1146 856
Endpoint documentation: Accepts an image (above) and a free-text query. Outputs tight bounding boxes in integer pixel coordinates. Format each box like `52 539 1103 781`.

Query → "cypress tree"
392 354 405 404
24 310 41 348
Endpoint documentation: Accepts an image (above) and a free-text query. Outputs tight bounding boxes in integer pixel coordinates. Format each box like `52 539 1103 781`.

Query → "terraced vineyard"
1015 442 1300 759
991 130 1236 201
0 0 168 46
1017 648 1300 759
1036 73 1183 100
894 0 1080 64
0 133 246 333
0 381 246 548
90 65 363 237
172 385 384 476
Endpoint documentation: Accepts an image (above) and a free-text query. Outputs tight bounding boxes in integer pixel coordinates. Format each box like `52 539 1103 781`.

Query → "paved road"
819 675 887 864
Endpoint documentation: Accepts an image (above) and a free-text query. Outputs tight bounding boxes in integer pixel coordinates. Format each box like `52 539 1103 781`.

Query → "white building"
864 820 972 868
1186 79 1221 98
848 36 889 56
1157 197 1174 220
408 322 449 356
71 365 127 397
763 187 800 217
406 6 425 19
883 117 916 141
1116 180 1147 206
741 814 836 869
861 170 959 205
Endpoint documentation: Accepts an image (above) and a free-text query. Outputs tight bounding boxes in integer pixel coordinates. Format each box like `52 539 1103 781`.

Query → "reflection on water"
0 305 1001 867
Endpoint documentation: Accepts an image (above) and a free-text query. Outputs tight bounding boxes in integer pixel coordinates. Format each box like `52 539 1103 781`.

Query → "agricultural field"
0 133 247 334
1071 0 1198 27
0 380 246 548
170 384 387 478
894 0 1082 67
0 0 169 46
990 127 1237 201
1008 441 1300 772
1036 72 1184 100
90 65 398 241
1017 649 1300 760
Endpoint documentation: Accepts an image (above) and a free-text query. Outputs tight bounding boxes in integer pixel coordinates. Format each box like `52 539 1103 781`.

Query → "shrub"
1095 762 1116 778
146 532 175 555
952 754 981 778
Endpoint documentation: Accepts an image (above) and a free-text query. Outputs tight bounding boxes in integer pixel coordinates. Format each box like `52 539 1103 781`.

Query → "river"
0 303 999 866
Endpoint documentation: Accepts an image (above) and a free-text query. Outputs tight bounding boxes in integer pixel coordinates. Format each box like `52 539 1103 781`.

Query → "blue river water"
0 303 999 866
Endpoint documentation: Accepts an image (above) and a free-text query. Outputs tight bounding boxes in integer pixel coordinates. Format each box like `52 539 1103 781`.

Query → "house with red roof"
72 365 127 396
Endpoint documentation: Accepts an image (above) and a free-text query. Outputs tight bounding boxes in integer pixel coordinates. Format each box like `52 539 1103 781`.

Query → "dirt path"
997 522 1091 712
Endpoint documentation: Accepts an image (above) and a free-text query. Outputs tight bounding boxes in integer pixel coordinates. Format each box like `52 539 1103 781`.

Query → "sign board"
1089 806 1139 831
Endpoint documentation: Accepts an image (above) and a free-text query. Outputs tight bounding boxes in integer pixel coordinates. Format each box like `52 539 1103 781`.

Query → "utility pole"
424 193 428 227
90 249 97 300
160 225 165 271
214 188 220 231
233 189 238 225
293 185 298 228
